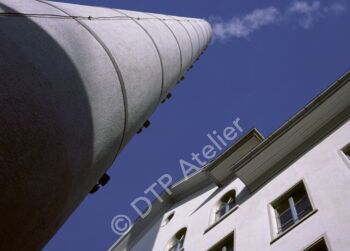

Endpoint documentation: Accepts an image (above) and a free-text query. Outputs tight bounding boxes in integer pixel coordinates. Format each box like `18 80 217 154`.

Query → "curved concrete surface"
153 13 194 75
0 0 212 249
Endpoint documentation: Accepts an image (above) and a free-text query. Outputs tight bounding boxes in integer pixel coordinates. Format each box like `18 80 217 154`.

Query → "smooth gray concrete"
152 13 194 76
0 0 212 250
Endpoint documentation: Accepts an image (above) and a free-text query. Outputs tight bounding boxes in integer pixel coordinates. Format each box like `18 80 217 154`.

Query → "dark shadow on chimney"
0 3 94 250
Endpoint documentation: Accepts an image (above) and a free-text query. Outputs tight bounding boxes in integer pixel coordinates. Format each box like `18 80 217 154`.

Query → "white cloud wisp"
211 1 347 42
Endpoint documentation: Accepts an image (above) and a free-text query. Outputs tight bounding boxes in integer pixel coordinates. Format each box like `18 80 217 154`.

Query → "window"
168 228 186 251
272 182 313 234
304 238 329 251
214 190 236 222
208 233 234 251
162 212 175 226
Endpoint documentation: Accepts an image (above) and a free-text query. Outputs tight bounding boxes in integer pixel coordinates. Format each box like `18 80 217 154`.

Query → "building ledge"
233 72 350 192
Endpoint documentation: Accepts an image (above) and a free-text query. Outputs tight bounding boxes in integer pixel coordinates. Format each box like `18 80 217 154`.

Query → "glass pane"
179 237 184 248
275 199 290 214
169 236 184 251
222 194 235 204
273 182 313 234
216 205 228 219
209 235 234 251
224 241 234 251
345 148 350 160
304 238 329 251
216 200 236 221
169 241 183 251
295 196 312 219
291 186 306 202
228 199 236 211
220 245 233 251
278 207 294 232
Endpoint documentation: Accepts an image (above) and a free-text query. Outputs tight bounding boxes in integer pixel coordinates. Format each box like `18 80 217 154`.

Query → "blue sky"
44 0 350 250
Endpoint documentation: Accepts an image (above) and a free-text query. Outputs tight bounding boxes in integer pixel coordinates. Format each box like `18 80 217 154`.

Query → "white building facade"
0 1 212 249
111 72 350 251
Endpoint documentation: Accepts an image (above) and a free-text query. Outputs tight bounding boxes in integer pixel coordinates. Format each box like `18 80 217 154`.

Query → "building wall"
126 119 350 251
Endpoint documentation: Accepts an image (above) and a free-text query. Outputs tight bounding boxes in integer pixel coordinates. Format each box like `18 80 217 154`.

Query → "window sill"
204 205 239 234
270 209 318 245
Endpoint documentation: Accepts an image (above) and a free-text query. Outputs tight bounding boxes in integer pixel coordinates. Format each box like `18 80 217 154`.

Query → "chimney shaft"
0 0 212 249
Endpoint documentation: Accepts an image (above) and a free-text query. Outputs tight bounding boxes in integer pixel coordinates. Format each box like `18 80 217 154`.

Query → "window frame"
205 190 239 234
302 235 332 251
215 196 236 221
207 232 235 251
338 144 350 170
167 228 187 251
162 211 175 227
342 144 350 161
168 236 185 251
273 187 312 233
269 180 318 243
213 190 237 222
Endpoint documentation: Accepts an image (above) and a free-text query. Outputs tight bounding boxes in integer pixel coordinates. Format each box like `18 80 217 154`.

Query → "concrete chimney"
0 0 212 249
